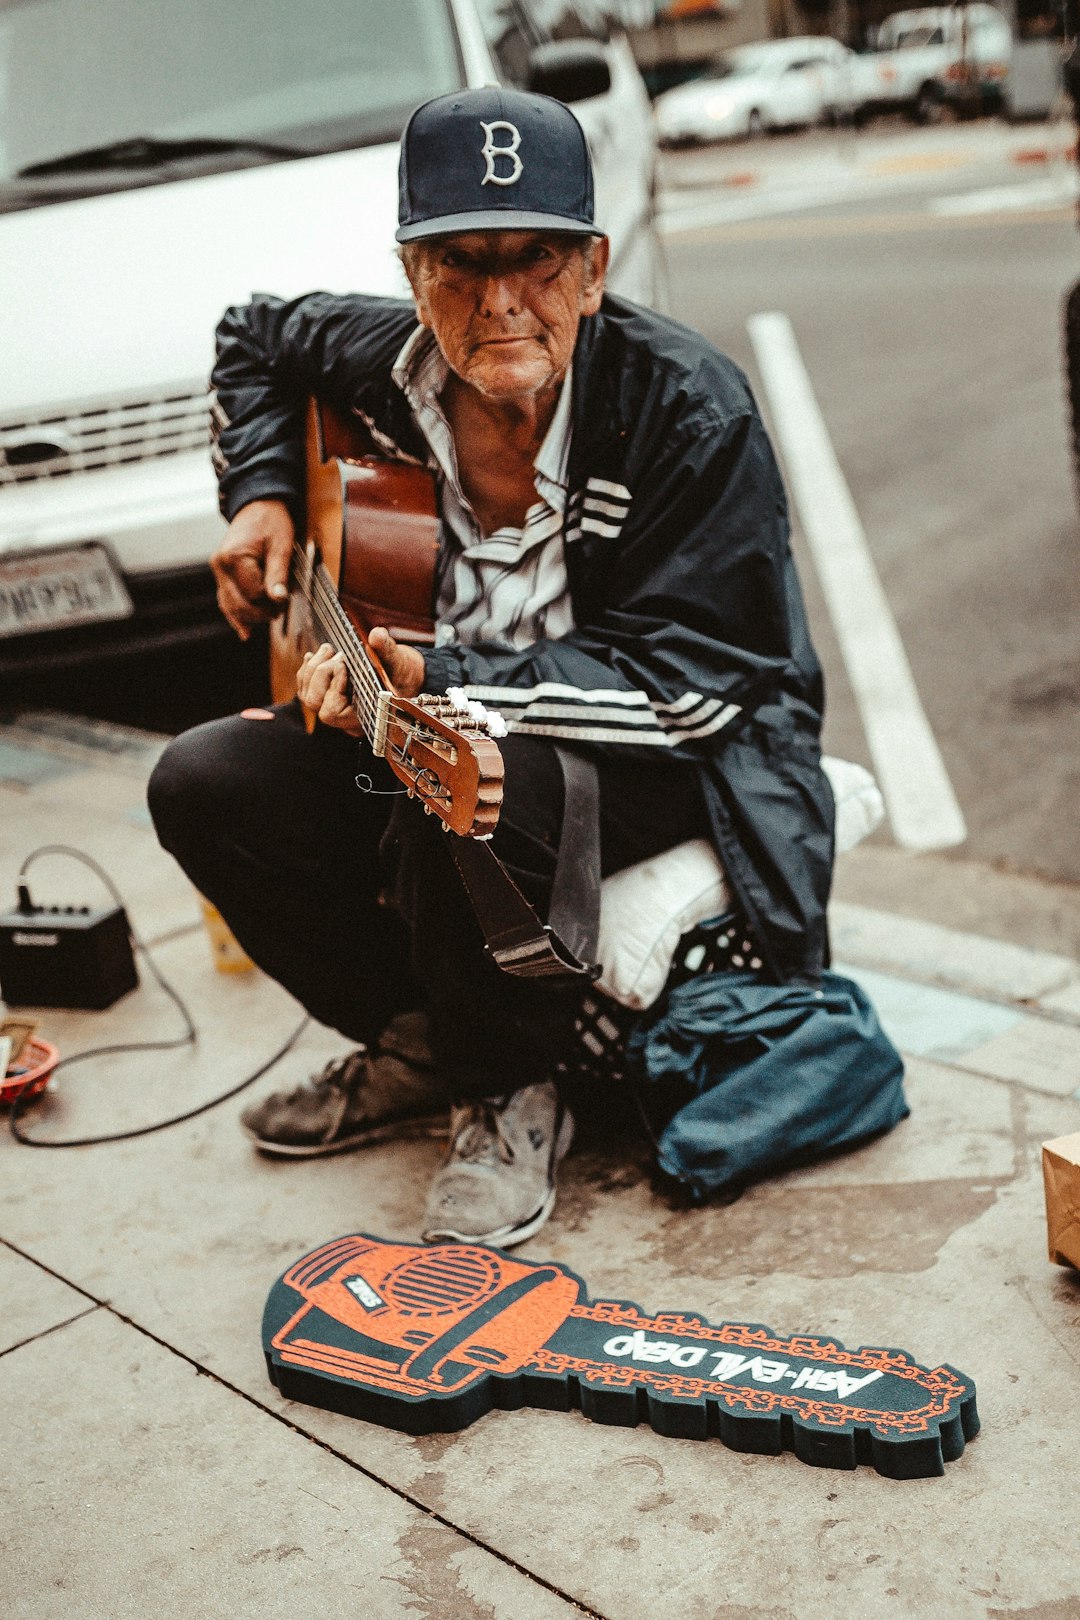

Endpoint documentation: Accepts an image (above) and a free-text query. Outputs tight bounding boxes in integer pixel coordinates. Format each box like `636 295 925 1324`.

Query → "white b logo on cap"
480 120 523 187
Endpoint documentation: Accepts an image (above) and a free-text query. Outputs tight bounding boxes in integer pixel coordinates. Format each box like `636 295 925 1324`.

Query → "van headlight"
705 95 734 120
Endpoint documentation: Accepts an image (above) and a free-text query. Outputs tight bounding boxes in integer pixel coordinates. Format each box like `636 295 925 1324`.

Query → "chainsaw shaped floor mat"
263 1235 979 1480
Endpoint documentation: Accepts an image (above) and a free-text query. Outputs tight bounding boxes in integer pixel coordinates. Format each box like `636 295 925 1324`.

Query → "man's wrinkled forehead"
413 228 587 263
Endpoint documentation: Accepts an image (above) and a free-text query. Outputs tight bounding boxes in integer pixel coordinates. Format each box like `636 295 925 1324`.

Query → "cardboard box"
1042 1132 1080 1270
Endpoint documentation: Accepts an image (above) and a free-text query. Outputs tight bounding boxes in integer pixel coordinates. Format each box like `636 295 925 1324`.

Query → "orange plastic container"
200 899 255 974
1 1037 60 1107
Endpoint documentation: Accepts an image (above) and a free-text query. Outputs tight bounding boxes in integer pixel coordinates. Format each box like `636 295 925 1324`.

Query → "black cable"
6 845 309 1147
9 1013 308 1147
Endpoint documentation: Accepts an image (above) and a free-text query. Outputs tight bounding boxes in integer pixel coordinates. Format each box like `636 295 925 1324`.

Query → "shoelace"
450 1099 514 1166
287 1048 367 1105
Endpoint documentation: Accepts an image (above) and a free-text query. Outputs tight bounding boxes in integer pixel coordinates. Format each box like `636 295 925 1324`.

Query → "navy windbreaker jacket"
211 290 836 981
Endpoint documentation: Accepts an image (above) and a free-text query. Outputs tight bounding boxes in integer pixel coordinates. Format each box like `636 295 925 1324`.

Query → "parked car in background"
860 4 1013 123
654 36 869 145
0 0 662 695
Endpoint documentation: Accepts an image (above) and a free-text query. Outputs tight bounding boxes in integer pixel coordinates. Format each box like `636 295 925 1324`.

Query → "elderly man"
148 87 834 1248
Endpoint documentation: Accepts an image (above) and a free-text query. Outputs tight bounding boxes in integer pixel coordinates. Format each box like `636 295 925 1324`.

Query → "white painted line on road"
747 311 967 853
659 171 927 235
929 174 1079 216
659 179 871 234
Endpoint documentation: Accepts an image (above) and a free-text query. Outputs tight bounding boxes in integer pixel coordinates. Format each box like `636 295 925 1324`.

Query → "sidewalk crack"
1 1303 99 1361
0 1235 607 1620
0 1237 102 1305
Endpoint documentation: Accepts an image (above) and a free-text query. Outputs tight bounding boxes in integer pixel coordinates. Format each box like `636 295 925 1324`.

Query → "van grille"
0 389 211 485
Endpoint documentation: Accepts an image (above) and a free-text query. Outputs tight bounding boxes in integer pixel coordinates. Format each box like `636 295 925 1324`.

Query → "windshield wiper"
17 134 309 179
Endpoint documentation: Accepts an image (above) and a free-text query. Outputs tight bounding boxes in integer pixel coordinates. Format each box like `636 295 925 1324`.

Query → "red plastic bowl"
1 1038 59 1107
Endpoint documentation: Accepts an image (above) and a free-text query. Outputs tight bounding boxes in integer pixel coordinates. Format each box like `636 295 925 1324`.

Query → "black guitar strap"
447 747 601 986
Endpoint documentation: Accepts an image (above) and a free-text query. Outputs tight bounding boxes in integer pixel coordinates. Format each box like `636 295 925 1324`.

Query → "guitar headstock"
378 693 505 838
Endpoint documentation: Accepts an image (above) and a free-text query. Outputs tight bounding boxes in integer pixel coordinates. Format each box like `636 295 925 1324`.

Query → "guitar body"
270 399 440 706
268 397 503 839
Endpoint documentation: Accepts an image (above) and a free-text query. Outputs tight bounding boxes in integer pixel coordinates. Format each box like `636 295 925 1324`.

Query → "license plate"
0 541 134 638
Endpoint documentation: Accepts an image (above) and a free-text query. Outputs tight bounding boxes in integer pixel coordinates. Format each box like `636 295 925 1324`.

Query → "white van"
866 5 1013 122
0 0 661 691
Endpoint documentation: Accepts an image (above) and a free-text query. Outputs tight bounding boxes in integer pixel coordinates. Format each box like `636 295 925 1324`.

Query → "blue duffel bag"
627 968 909 1202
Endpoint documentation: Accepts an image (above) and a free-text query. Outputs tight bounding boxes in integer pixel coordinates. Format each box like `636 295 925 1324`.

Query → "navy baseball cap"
396 86 596 243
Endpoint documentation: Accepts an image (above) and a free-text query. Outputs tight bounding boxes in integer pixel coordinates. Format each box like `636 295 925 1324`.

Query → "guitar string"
290 546 385 729
293 544 381 710
300 568 454 804
307 571 383 715
290 549 494 819
291 548 484 772
302 598 379 731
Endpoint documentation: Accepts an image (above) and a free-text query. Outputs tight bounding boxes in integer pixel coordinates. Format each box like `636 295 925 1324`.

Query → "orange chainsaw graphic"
263 1235 979 1479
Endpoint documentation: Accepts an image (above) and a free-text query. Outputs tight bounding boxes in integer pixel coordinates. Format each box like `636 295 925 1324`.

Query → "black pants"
148 702 708 1100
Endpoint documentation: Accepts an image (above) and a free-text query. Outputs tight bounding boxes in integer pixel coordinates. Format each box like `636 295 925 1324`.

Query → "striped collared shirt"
391 329 738 755
391 325 575 652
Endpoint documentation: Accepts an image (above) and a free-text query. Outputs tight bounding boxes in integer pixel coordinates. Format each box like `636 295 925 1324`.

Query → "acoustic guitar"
269 399 504 839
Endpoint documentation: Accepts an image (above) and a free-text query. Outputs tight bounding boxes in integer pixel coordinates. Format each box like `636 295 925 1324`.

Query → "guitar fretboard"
290 543 385 740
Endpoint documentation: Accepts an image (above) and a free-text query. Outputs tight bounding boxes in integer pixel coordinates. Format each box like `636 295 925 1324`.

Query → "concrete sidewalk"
2 712 1079 1620
657 116 1079 235
659 116 1077 196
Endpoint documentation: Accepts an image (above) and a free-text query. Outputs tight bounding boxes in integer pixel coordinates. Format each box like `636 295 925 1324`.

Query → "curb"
830 901 1079 1010
831 903 1080 1098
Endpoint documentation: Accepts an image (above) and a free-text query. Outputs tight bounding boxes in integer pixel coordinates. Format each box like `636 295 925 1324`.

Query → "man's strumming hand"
210 499 294 639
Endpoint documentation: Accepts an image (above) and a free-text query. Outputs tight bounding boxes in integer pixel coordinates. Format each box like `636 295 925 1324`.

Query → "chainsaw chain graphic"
262 1235 979 1479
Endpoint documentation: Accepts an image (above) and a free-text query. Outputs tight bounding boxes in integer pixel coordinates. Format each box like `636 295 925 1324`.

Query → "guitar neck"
291 542 388 746
275 397 503 837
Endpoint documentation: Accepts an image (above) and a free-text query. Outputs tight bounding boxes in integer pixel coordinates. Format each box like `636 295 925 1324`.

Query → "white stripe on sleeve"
583 496 631 520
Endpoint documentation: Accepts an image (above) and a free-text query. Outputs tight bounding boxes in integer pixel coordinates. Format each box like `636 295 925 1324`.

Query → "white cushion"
596 756 884 1011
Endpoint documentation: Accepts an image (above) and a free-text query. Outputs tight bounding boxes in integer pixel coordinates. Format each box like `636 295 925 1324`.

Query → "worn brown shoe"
240 1011 450 1157
421 1081 574 1248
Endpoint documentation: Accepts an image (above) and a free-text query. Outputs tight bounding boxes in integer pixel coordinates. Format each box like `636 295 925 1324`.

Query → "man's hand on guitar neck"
369 627 425 700
297 631 425 737
210 499 294 640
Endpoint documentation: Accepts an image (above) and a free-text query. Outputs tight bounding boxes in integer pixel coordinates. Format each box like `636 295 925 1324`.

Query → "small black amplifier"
0 896 139 1010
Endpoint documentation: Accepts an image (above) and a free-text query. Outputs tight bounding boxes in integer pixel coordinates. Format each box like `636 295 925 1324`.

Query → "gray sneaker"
240 1011 450 1157
421 1080 574 1248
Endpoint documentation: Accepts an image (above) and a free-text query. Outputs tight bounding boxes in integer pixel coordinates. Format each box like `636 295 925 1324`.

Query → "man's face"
406 229 609 402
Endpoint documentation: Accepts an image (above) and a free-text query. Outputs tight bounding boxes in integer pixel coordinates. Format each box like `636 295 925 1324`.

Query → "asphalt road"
660 118 1080 898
